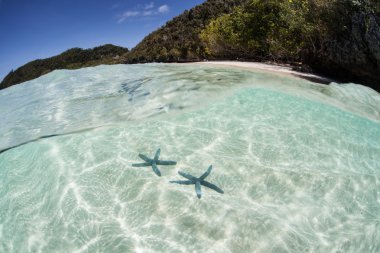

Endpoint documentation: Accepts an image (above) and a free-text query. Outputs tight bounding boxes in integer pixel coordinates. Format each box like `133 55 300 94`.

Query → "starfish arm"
199 165 212 180
139 154 152 162
132 162 151 167
154 148 161 161
201 181 224 194
178 171 198 181
195 181 202 199
151 163 161 177
156 160 177 165
169 180 193 185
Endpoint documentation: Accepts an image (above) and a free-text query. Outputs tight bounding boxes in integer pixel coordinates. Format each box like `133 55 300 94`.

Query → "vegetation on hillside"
1 44 128 90
125 0 248 63
126 0 379 88
201 0 376 60
200 0 380 87
201 0 313 61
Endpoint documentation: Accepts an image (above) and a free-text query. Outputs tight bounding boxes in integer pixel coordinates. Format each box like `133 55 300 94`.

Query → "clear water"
0 63 379 252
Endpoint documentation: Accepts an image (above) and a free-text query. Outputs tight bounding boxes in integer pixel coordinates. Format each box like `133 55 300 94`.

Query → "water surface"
0 63 379 252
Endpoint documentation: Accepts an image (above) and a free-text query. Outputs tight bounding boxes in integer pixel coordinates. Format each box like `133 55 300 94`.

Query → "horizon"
0 0 205 81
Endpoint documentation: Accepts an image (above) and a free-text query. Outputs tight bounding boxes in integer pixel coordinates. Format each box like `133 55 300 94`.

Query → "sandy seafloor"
0 62 379 252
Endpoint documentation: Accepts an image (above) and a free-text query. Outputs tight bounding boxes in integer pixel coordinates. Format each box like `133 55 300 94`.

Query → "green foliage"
201 0 379 62
1 44 129 89
125 0 249 63
201 0 316 61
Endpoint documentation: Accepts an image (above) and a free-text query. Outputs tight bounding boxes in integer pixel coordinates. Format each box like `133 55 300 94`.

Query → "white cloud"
116 3 169 23
123 11 140 17
144 2 154 10
117 11 140 23
158 4 169 14
143 10 154 16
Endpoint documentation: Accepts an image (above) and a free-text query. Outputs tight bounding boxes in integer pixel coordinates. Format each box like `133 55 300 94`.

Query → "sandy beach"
197 61 334 84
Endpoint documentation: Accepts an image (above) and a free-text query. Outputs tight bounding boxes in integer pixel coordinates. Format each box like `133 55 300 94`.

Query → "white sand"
196 61 333 84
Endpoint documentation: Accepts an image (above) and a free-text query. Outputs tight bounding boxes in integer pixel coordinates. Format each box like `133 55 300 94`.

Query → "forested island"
0 45 129 90
1 0 379 91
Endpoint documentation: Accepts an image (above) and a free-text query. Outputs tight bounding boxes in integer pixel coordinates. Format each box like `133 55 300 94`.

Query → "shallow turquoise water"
0 63 379 252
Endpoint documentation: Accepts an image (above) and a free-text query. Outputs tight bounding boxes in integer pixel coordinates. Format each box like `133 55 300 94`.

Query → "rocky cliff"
306 10 380 90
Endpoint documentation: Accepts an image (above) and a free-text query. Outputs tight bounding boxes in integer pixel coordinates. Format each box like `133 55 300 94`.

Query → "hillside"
0 44 128 90
127 0 380 90
125 0 249 63
200 0 380 89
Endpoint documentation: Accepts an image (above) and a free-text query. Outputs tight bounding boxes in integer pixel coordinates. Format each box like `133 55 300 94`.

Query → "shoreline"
195 61 335 84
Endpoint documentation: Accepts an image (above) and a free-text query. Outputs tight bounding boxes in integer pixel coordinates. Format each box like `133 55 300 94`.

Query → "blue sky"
0 0 205 81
